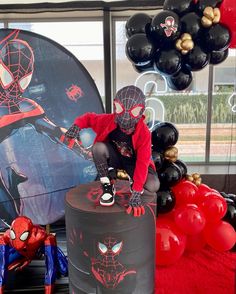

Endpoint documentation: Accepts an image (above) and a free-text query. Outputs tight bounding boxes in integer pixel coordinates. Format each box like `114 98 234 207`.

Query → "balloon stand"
65 180 156 294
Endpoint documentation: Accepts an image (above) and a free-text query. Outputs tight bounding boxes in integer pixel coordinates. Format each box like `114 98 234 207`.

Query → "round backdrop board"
0 28 104 225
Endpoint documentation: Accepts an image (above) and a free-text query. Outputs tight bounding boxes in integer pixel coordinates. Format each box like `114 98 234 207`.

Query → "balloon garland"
151 122 236 266
125 0 234 91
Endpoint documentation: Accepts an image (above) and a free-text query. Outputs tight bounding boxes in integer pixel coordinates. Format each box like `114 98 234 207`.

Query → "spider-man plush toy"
0 216 68 294
64 85 160 217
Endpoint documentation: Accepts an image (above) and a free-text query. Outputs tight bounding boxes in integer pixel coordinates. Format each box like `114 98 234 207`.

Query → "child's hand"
60 124 81 148
64 124 81 140
126 190 145 217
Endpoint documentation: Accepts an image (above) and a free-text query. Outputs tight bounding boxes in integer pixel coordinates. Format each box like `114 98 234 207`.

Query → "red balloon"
158 208 176 221
195 183 213 203
186 232 206 252
171 180 198 205
204 221 236 251
174 204 206 235
220 0 236 48
156 219 186 266
200 192 227 222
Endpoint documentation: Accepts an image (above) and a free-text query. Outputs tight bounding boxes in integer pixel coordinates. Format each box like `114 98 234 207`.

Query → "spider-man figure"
0 29 91 218
91 237 136 289
0 216 68 294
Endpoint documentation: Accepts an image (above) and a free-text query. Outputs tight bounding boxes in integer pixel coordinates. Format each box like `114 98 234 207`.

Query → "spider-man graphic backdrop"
0 28 104 225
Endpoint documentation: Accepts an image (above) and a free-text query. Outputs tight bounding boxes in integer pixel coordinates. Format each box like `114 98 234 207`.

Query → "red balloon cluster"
156 179 236 266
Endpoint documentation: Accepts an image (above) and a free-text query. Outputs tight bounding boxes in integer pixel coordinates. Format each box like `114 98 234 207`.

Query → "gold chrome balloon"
117 169 129 180
175 33 194 55
201 6 221 27
164 146 178 162
186 173 202 186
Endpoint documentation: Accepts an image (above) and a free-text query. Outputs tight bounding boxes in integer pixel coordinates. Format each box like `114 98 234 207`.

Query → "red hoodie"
74 112 155 192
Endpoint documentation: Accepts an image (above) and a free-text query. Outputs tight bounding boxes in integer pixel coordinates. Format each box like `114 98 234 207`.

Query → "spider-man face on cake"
114 85 145 134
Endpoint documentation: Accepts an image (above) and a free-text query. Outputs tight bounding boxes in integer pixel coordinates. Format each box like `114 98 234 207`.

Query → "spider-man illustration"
0 29 91 156
0 216 68 294
160 16 178 37
91 237 136 289
0 29 92 220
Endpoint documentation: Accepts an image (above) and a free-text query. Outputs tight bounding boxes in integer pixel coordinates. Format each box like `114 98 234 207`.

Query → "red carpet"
155 247 236 294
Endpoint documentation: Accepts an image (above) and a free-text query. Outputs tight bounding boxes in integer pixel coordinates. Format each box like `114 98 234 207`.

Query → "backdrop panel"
0 28 104 225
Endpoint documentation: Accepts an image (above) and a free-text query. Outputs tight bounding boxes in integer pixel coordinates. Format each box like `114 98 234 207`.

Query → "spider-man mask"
9 216 33 251
114 85 146 134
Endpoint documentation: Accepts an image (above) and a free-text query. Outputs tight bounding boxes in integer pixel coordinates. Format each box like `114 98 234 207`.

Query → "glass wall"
211 48 236 162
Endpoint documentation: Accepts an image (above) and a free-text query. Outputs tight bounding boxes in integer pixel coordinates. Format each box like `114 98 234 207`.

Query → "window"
211 49 236 162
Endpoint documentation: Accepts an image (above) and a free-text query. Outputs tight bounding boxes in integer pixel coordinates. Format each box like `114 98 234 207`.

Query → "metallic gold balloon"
176 39 182 50
164 146 178 162
181 33 192 41
202 6 221 27
117 169 129 180
204 6 214 19
195 179 202 186
213 8 221 24
175 33 194 54
182 39 194 50
186 173 202 186
192 173 199 179
186 174 194 182
201 16 213 27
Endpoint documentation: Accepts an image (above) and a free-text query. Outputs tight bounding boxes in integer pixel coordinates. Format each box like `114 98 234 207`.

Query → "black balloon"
175 159 188 178
196 0 223 12
210 49 229 65
150 10 181 45
163 0 194 16
180 12 202 40
155 49 182 76
156 190 176 214
133 59 154 73
221 192 236 206
158 161 182 187
151 122 179 152
225 198 235 205
223 204 236 229
125 33 156 64
185 45 209 71
228 194 236 204
167 67 192 90
203 24 231 52
125 13 152 38
152 151 164 171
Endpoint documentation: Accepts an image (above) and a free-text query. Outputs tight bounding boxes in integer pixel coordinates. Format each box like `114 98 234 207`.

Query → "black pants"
92 142 160 194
